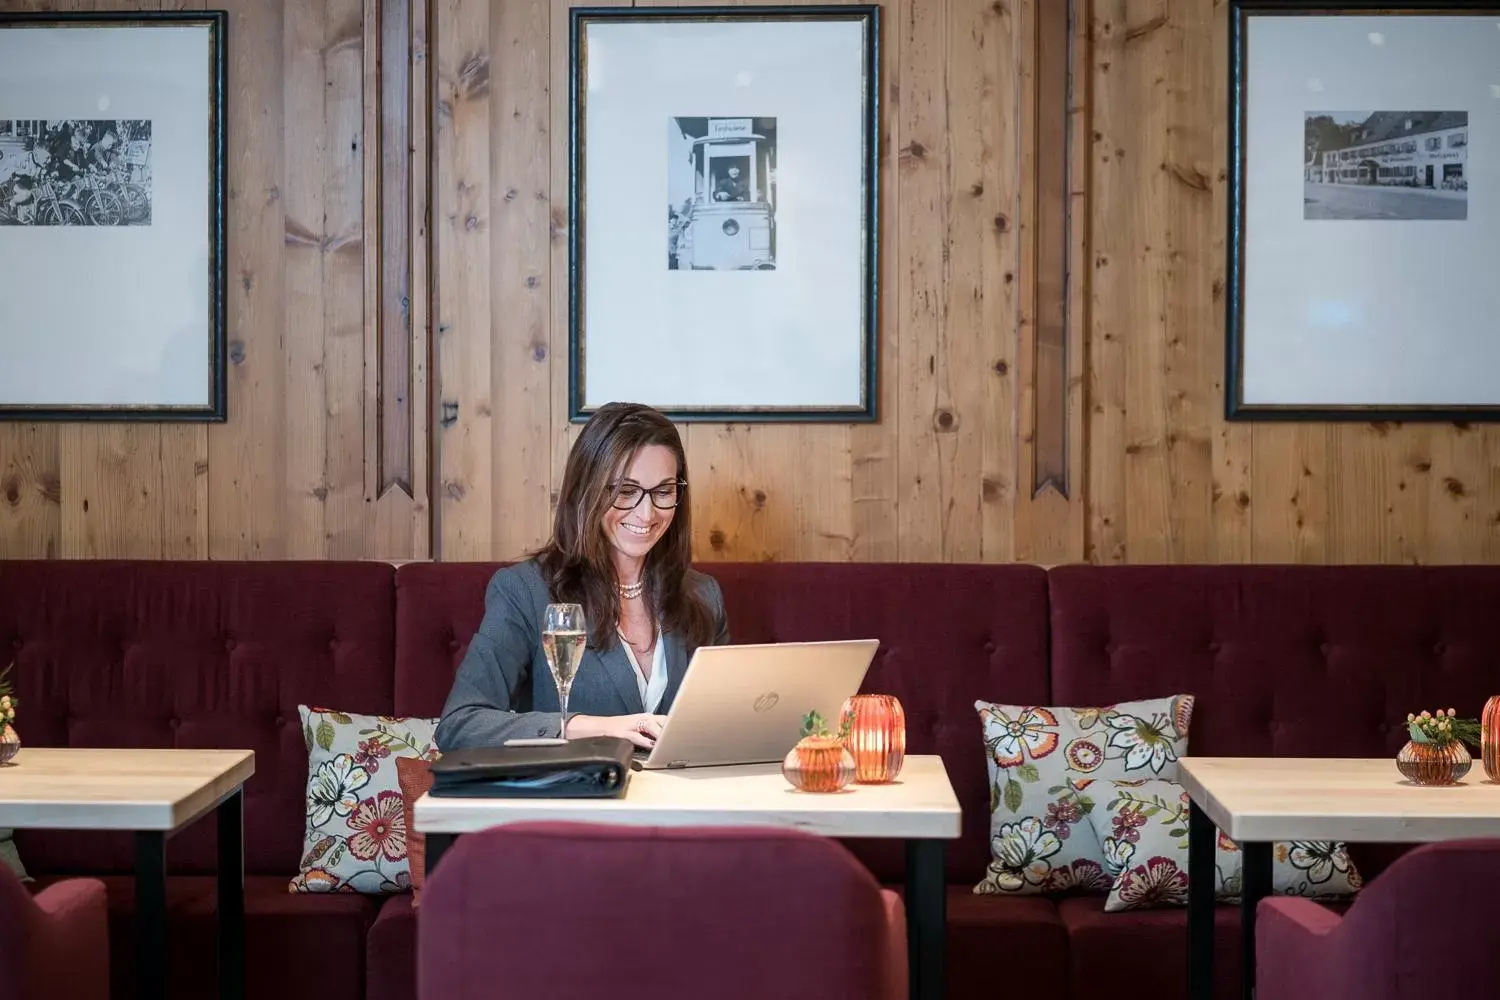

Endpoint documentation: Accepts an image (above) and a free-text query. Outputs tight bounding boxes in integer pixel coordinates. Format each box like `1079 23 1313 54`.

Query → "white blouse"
617 626 668 713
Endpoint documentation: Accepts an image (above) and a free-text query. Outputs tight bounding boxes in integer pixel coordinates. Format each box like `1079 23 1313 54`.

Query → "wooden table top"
1180 756 1500 843
414 753 962 839
0 748 255 831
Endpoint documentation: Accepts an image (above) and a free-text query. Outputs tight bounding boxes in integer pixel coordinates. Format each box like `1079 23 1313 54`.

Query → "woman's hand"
566 713 668 749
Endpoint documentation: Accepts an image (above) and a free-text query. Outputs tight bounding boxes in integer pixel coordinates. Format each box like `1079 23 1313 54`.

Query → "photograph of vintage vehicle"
0 118 152 227
667 115 777 270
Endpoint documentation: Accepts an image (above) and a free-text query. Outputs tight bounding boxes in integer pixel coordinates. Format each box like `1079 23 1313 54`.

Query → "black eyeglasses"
608 480 686 511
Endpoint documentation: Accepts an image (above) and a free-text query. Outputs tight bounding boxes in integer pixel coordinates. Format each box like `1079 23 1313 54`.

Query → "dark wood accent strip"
379 0 414 497
1032 0 1071 498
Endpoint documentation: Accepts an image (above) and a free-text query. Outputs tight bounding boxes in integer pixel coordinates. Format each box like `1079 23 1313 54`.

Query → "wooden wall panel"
5 0 1498 565
0 0 429 562
434 0 1039 564
1086 0 1500 564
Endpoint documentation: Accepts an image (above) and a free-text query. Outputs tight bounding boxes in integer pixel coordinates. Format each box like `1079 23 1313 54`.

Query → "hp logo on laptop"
753 692 779 713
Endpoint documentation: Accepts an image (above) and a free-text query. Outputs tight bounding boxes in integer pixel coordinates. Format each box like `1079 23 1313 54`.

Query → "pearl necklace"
617 579 644 600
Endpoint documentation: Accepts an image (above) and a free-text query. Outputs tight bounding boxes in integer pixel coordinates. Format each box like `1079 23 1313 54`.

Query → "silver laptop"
639 638 879 770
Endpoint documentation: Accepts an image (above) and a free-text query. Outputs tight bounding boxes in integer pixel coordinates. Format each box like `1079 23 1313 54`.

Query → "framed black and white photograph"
0 11 226 421
1227 1 1500 420
569 5 879 422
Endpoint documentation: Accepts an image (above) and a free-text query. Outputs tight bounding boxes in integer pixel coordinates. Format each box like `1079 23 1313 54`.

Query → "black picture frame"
1226 0 1500 422
568 4 880 423
0 10 227 422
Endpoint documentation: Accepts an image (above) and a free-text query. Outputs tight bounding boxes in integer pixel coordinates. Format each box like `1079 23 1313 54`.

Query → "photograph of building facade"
1304 110 1468 220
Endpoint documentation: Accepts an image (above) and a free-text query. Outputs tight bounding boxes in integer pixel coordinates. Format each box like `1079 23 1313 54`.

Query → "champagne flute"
542 603 587 741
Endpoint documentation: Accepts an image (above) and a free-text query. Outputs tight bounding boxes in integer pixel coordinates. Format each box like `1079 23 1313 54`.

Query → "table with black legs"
1180 756 1500 1000
417 754 962 1000
0 747 254 1000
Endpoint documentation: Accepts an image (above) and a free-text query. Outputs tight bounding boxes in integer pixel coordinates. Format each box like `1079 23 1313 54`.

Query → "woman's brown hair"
534 402 715 651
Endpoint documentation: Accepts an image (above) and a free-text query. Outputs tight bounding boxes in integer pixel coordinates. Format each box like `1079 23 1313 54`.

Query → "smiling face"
602 444 679 574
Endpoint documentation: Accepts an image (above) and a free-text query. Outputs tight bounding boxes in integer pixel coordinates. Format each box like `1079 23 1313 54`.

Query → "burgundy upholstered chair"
418 821 907 1000
0 866 109 1000
1256 838 1500 1000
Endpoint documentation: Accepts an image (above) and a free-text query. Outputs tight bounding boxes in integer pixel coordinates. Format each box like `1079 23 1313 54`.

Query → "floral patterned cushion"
1074 777 1363 911
288 706 441 894
973 694 1195 896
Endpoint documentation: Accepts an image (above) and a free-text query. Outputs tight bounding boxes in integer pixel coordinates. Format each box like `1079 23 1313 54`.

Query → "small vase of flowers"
0 663 18 766
781 710 856 793
1396 708 1479 786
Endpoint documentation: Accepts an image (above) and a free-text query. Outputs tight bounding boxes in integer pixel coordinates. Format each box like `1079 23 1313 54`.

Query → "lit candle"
839 694 906 784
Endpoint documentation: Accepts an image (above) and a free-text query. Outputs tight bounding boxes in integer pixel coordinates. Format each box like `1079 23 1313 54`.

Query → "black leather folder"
428 736 634 798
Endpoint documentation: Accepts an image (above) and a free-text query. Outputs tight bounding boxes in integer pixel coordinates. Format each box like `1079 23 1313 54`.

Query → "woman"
435 402 729 751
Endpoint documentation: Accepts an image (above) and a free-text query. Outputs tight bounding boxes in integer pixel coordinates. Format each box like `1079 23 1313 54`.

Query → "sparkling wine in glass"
542 603 587 741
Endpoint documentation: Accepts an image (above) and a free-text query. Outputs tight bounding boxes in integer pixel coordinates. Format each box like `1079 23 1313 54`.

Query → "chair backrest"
1337 838 1500 992
0 867 109 1000
0 864 28 1000
418 821 901 1000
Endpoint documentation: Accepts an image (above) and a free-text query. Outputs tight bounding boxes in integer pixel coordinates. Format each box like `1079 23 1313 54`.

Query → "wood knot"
1236 491 1250 510
934 410 956 432
457 54 491 99
993 360 1009 376
993 214 1010 233
1444 477 1466 498
1 477 19 506
981 478 1002 502
752 489 767 508
228 340 246 365
906 140 926 159
525 275 540 289
531 343 547 362
709 529 727 551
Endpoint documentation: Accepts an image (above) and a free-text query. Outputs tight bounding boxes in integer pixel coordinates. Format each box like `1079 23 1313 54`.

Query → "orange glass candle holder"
781 738 855 793
1482 695 1500 782
1396 738 1472 785
839 694 906 784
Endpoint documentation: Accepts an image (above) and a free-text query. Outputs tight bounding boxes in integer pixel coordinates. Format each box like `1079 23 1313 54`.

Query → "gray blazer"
434 559 731 750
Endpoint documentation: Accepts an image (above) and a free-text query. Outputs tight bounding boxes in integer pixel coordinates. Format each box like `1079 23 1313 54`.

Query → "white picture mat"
1241 14 1500 407
579 18 870 411
0 23 213 408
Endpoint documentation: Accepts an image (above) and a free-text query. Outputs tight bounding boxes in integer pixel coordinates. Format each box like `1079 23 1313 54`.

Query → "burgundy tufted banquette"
4 558 1500 1000
0 560 395 1000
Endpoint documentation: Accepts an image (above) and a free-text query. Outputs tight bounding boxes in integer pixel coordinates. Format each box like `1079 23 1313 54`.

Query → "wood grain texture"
0 0 429 562
1180 756 1500 844
379 0 414 497
0 747 255 832
435 0 1035 564
1083 0 1500 564
5 0 1499 566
